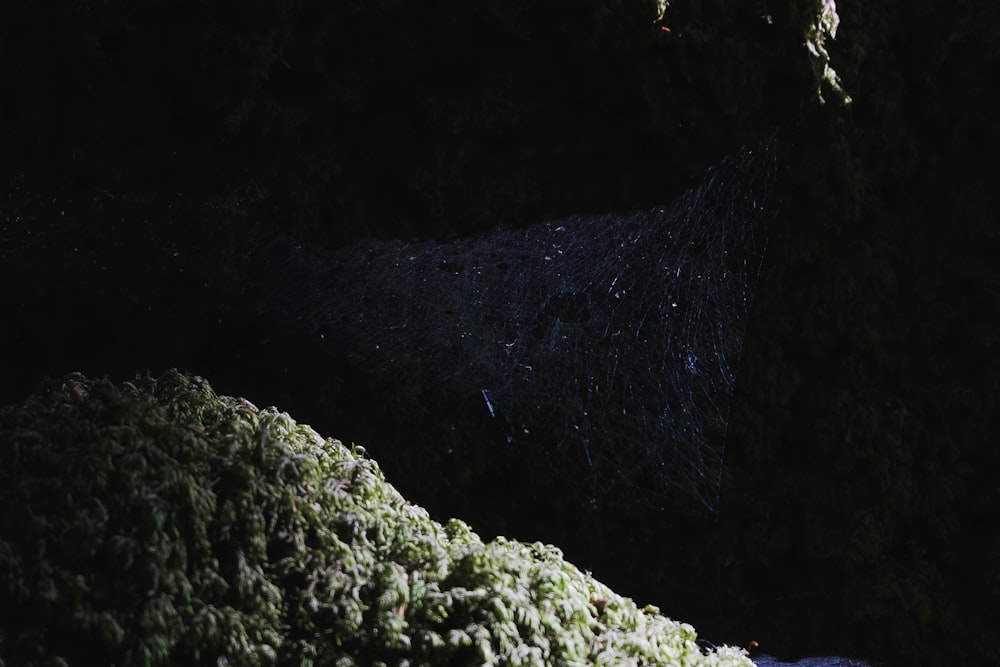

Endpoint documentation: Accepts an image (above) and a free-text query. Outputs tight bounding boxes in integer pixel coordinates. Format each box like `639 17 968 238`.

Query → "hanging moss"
804 0 851 104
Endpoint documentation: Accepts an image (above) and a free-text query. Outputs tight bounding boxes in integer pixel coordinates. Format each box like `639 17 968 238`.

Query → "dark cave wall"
692 1 1000 663
2 1 999 665
1 0 813 239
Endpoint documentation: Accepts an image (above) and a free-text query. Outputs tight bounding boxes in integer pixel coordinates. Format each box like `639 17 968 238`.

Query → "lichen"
0 370 753 666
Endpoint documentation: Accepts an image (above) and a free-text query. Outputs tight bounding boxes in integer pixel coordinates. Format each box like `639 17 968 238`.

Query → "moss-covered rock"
0 370 752 666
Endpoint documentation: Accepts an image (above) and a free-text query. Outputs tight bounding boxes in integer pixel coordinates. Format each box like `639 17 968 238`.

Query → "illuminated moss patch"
0 370 752 666
806 0 852 105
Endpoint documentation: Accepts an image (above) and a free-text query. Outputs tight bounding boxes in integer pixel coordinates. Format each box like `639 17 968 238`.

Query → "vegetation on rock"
0 371 752 666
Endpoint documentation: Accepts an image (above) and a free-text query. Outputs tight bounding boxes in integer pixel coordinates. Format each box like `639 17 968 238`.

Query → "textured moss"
0 371 752 666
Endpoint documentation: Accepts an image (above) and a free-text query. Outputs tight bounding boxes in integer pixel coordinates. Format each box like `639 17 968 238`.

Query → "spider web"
263 140 775 511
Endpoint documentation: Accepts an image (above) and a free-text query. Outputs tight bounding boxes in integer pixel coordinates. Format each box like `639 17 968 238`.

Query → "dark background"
2 1 998 665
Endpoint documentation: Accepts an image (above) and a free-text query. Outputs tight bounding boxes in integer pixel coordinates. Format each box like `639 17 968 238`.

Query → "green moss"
805 0 852 105
0 370 752 666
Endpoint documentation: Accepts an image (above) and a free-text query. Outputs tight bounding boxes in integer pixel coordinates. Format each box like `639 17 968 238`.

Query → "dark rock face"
753 656 872 667
4 2 1000 665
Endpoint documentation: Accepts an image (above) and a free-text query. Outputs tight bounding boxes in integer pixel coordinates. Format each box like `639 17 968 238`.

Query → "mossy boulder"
0 370 752 666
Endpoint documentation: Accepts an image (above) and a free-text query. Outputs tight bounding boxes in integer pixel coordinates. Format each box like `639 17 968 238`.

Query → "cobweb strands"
267 140 776 511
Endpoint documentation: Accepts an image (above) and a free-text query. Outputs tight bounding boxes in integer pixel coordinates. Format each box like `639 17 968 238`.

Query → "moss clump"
0 370 751 666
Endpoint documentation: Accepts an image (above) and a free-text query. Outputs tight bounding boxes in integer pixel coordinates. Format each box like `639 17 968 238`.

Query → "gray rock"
753 656 872 667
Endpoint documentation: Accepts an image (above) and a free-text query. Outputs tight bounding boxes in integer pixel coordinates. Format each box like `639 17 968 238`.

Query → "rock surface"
753 655 872 667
